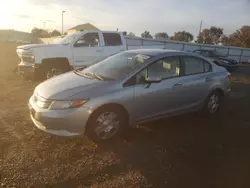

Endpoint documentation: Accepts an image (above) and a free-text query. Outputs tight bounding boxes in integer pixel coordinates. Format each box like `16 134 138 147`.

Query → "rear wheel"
203 91 223 115
86 106 127 142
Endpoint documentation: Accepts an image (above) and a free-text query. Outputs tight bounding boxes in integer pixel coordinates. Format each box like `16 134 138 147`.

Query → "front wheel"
39 63 70 80
86 107 127 142
46 67 64 79
203 91 223 116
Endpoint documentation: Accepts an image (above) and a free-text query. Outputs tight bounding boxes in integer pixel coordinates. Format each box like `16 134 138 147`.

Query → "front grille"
21 56 34 63
17 49 34 63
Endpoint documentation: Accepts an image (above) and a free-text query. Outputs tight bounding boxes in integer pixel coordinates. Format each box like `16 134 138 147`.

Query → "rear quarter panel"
209 65 231 95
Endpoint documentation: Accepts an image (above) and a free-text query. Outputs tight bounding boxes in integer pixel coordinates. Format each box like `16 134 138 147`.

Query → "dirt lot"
1 43 250 188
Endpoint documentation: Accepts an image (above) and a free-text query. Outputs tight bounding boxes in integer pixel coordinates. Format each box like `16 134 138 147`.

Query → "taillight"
227 74 232 81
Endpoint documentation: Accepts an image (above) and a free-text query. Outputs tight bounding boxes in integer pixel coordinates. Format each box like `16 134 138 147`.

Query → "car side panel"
170 72 214 111
84 84 136 125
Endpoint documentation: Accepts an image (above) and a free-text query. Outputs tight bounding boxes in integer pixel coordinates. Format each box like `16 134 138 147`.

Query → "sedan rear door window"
183 56 211 75
147 57 181 79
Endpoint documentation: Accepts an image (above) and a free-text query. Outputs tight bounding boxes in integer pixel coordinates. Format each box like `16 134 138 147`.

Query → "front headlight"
17 49 35 63
49 100 88 110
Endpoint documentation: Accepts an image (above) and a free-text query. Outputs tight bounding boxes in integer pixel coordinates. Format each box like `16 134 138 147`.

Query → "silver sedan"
29 49 231 141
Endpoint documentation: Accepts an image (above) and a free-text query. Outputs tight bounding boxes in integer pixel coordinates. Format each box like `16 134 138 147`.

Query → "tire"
86 106 128 142
40 62 70 80
203 91 223 116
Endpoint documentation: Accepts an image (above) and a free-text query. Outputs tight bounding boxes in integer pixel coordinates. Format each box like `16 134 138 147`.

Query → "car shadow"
51 107 250 187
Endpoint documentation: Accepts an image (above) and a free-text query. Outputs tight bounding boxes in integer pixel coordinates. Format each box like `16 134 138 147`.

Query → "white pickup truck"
16 30 127 80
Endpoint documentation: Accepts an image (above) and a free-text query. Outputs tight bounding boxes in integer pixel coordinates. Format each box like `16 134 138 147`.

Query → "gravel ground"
1 43 250 188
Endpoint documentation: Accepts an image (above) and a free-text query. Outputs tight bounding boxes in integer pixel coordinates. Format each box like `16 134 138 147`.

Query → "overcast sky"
0 0 249 37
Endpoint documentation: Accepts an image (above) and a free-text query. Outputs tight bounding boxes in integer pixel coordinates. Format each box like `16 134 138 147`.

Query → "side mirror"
146 76 162 83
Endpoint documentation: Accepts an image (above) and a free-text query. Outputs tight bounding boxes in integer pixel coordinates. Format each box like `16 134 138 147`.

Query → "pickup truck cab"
16 30 127 80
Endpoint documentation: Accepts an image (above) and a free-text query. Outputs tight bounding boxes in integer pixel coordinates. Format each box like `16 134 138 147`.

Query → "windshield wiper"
74 70 104 80
92 72 104 80
74 70 93 79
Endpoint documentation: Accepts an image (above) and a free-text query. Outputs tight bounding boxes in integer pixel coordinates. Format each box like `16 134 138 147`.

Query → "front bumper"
18 62 38 78
28 96 92 137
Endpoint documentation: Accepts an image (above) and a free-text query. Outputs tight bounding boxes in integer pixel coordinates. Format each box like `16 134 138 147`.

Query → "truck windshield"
79 52 151 80
58 33 79 45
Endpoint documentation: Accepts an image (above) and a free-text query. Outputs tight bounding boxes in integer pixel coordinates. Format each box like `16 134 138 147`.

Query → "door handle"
205 77 212 82
96 49 102 52
172 83 183 88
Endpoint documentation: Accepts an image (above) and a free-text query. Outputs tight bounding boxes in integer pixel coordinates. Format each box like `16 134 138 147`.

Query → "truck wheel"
46 67 64 79
40 63 70 80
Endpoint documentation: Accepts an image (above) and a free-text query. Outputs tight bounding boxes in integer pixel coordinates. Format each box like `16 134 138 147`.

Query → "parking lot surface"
1 43 250 188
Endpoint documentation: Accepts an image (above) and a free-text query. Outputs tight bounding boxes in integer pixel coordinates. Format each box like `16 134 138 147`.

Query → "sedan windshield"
78 52 151 80
58 33 79 45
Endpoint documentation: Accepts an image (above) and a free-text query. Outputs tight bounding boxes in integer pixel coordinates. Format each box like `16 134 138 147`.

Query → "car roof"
125 49 192 57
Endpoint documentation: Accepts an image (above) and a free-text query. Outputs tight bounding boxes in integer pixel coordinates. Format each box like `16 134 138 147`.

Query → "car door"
72 31 104 68
132 56 186 122
175 56 213 110
100 32 125 58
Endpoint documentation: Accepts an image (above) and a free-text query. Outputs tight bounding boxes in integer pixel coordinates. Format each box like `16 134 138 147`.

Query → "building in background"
67 23 99 34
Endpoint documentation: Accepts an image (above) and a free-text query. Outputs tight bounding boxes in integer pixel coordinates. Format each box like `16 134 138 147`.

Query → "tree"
170 31 193 42
31 27 50 38
128 32 136 37
50 30 61 37
141 31 153 38
196 26 223 44
221 26 250 48
155 32 169 39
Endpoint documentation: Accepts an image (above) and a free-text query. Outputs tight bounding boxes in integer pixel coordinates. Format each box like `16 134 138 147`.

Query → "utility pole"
199 20 203 34
62 10 66 35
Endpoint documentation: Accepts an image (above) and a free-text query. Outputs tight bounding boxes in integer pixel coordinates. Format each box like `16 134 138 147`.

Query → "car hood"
17 44 62 50
35 71 113 100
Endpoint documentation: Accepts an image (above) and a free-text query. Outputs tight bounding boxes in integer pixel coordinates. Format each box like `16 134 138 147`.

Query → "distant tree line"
124 25 250 48
31 28 61 38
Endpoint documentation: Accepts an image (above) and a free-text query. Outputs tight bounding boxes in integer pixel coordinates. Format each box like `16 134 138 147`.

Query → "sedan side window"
147 57 181 79
183 56 211 75
74 33 100 47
